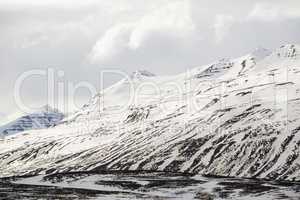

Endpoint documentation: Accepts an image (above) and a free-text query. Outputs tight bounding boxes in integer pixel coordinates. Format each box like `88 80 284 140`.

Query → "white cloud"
212 1 300 43
213 14 235 43
18 34 49 49
248 2 300 21
89 0 195 63
128 1 195 49
89 24 134 62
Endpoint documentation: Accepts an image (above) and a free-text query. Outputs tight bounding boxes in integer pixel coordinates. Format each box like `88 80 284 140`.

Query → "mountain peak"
130 70 156 79
38 105 62 114
0 105 64 136
273 43 299 59
250 46 271 61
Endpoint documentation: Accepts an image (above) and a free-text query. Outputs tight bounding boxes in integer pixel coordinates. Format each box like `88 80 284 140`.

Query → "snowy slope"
0 44 300 181
0 105 64 137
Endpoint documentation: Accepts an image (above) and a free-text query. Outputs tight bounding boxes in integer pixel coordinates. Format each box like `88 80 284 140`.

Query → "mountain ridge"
0 44 300 181
0 105 64 137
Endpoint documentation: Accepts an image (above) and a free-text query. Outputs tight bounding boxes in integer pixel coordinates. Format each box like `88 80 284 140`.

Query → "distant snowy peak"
250 46 271 61
193 48 270 80
194 58 234 79
194 44 298 79
0 105 64 136
35 105 62 114
130 70 156 80
248 44 299 61
273 44 299 59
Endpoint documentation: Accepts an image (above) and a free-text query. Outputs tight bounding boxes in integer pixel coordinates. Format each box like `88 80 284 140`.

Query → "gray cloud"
0 0 300 116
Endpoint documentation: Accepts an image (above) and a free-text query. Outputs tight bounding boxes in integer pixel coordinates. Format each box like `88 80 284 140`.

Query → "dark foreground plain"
0 171 299 200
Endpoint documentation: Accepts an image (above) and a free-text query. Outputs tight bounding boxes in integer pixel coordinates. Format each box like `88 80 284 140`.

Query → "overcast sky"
0 0 300 123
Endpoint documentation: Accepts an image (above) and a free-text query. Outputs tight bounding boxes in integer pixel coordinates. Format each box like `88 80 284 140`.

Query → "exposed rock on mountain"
0 45 300 182
0 105 64 136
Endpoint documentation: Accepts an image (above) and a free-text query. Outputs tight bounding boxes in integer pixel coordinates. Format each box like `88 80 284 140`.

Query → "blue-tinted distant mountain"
0 105 64 136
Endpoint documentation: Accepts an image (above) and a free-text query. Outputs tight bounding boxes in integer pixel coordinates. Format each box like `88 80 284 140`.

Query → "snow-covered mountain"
0 44 300 182
0 105 64 137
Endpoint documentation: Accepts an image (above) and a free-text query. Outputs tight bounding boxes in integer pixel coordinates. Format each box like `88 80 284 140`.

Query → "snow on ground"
3 172 299 200
0 44 300 182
